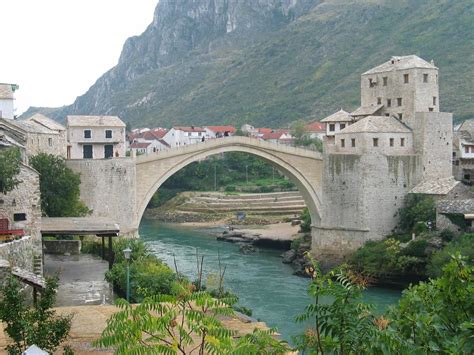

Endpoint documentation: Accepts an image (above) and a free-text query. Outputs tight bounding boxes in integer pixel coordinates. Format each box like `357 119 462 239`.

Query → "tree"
398 194 435 232
30 153 90 217
0 147 22 194
0 275 72 354
290 120 323 152
95 282 290 354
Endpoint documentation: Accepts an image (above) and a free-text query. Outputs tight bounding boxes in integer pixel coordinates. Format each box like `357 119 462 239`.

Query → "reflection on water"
140 219 401 343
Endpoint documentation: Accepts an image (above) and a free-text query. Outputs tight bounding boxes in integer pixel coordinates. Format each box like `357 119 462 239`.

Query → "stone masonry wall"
0 236 39 272
66 158 138 235
314 152 422 263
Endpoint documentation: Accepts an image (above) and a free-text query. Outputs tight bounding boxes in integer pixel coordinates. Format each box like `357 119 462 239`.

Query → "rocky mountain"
24 0 474 127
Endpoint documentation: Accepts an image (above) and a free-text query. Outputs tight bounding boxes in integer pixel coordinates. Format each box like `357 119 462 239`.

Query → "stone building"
163 126 206 147
0 83 19 119
0 139 42 272
0 115 67 159
356 55 439 127
66 115 126 159
320 109 353 138
452 119 474 183
315 55 453 263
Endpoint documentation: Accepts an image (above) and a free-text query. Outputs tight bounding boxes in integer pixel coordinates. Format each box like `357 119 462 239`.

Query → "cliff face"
24 0 474 127
65 0 317 117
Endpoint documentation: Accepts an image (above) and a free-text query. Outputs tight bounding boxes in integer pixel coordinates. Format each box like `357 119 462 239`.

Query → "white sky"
0 0 159 115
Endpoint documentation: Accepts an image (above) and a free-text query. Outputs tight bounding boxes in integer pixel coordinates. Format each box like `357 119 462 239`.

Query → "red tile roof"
173 126 206 132
205 125 236 134
257 128 273 135
306 121 326 132
150 128 167 138
262 130 291 140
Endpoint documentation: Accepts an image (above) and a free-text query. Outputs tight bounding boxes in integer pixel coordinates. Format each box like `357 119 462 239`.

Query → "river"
140 218 401 343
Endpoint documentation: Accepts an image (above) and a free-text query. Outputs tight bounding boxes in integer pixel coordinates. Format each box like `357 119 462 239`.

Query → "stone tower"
360 55 439 129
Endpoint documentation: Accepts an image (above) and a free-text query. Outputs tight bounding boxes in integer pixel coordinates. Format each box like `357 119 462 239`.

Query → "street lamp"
123 247 132 302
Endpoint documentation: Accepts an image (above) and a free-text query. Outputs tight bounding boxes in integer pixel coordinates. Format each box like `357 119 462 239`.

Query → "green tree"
30 153 89 217
0 275 72 354
290 120 323 152
300 207 311 232
398 194 436 232
0 147 22 193
95 282 290 354
427 233 474 277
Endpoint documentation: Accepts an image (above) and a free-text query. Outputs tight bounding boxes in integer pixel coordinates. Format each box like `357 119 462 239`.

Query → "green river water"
140 219 401 343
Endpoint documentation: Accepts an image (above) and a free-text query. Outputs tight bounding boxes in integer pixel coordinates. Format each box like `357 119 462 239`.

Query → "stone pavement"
43 254 115 307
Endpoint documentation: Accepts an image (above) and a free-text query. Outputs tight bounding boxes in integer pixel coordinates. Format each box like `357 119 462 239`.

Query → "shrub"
440 229 455 242
0 147 21 193
427 233 474 277
225 184 236 192
300 207 311 233
0 276 72 354
398 194 435 232
401 239 428 257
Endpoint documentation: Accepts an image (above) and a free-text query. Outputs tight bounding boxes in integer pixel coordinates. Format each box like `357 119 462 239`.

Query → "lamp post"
123 247 132 302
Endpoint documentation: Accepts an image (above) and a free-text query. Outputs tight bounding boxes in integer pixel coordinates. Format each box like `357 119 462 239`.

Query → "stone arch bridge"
67 135 401 264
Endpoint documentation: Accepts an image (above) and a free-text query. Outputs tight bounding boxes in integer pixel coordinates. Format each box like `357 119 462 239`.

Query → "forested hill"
23 0 474 128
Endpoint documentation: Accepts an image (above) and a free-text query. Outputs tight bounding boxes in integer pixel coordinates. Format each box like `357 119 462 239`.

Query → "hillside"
24 0 474 127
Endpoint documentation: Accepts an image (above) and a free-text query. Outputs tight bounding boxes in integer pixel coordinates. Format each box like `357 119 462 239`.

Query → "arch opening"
136 142 322 230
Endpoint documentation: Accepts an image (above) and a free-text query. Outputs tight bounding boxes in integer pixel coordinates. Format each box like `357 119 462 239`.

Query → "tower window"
400 138 405 147
340 123 346 130
429 107 434 112
373 138 379 147
84 130 91 139
48 138 52 146
387 99 392 107
399 113 403 120
105 130 112 138
351 138 356 147
341 139 345 148
397 98 402 106
368 78 376 87
423 74 428 83
389 138 394 147
383 77 388 86
14 213 27 221
433 96 437 105
377 97 382 105
465 146 469 154
404 74 409 84
329 124 335 132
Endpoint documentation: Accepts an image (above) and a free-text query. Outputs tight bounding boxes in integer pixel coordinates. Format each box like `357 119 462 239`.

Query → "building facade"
0 83 19 119
67 115 126 159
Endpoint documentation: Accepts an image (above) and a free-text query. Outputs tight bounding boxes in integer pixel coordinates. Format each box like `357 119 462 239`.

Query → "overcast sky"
1 0 158 115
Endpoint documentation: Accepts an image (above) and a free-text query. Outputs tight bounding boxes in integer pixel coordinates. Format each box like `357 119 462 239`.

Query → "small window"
465 146 470 154
14 213 26 221
368 78 375 87
387 99 392 107
83 144 93 159
105 130 112 138
329 124 335 132
397 97 402 106
400 138 405 147
399 113 403 120
377 97 382 105
351 138 356 147
341 139 345 148
84 130 91 139
383 77 388 86
433 97 437 105
373 138 379 147
340 123 346 130
385 113 390 117
389 138 394 147
48 138 52 146
423 74 428 83
429 107 434 112
404 74 409 84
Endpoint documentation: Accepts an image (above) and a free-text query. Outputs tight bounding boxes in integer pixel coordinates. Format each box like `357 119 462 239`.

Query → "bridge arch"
134 137 323 230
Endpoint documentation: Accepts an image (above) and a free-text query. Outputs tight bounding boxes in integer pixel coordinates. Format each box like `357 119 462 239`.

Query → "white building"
0 83 19 119
66 115 126 159
163 126 206 147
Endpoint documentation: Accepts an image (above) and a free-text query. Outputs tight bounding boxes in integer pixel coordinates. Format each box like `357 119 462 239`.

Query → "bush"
0 276 72 354
440 229 455 242
398 194 435 232
299 207 311 233
105 239 177 302
225 184 236 192
401 239 428 257
427 233 474 277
